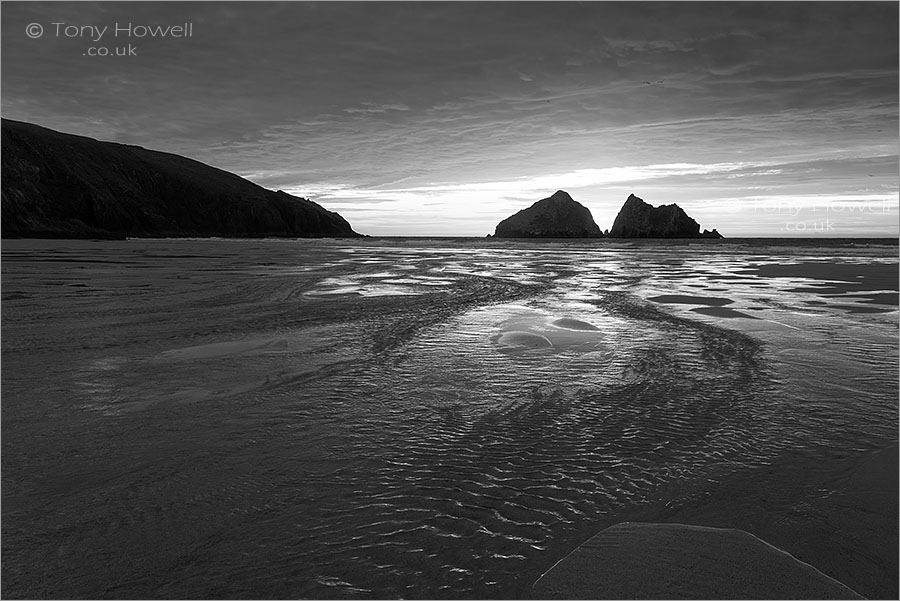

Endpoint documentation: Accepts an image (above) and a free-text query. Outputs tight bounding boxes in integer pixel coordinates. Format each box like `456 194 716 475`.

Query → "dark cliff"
608 194 722 238
493 190 602 238
1 119 360 239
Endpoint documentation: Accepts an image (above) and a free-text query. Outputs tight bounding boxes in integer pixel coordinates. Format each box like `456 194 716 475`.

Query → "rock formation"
493 190 602 238
608 194 722 238
1 119 360 239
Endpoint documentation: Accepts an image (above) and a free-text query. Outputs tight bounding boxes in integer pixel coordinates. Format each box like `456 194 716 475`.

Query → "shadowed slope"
1 119 359 239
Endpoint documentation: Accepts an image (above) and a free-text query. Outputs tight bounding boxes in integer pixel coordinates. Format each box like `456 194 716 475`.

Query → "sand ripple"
2 239 896 599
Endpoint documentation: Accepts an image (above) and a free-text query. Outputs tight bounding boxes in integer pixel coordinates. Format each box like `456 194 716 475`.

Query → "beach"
2 238 897 599
534 443 897 599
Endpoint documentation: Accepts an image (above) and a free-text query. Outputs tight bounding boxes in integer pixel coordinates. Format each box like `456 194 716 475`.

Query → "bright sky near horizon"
2 1 898 237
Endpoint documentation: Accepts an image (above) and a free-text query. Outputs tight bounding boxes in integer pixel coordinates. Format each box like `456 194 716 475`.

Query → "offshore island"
490 189 723 239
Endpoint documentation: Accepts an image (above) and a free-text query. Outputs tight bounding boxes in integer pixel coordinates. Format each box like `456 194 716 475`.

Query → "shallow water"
2 238 897 598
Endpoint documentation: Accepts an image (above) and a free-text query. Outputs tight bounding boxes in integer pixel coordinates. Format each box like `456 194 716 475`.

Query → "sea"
1 237 897 599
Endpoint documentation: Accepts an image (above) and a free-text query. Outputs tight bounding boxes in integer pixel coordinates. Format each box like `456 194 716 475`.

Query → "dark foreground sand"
532 445 898 599
533 522 863 599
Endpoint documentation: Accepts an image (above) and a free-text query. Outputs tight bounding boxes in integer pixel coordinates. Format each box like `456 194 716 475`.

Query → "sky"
2 1 898 237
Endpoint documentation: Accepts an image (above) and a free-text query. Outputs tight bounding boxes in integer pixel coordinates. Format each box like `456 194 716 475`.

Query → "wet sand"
3 240 896 599
741 261 898 293
533 445 898 599
646 259 898 317
690 306 760 319
533 522 863 599
744 261 899 312
647 294 734 306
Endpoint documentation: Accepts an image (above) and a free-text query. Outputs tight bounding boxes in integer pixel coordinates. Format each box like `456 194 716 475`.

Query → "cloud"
343 103 411 115
605 38 692 55
2 1 896 236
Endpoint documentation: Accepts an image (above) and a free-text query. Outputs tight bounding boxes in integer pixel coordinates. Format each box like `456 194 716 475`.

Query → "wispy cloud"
344 103 411 115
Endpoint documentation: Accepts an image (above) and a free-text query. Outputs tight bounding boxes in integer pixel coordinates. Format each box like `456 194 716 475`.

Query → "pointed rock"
493 190 602 238
608 194 721 238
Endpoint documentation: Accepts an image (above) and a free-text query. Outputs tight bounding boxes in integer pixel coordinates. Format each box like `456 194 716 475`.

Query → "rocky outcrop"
608 194 722 238
1 119 360 239
493 190 602 238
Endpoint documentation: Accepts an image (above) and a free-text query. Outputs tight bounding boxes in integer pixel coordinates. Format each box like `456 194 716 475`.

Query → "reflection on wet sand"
1 238 897 599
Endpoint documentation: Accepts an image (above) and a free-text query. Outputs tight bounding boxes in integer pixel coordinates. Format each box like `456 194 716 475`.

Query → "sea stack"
0 119 360 239
493 190 602 238
608 194 723 238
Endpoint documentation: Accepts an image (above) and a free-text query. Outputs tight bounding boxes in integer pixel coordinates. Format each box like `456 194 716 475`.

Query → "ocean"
2 237 897 599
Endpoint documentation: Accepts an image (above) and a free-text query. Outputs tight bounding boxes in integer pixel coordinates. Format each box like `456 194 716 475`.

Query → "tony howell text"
33 22 194 42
